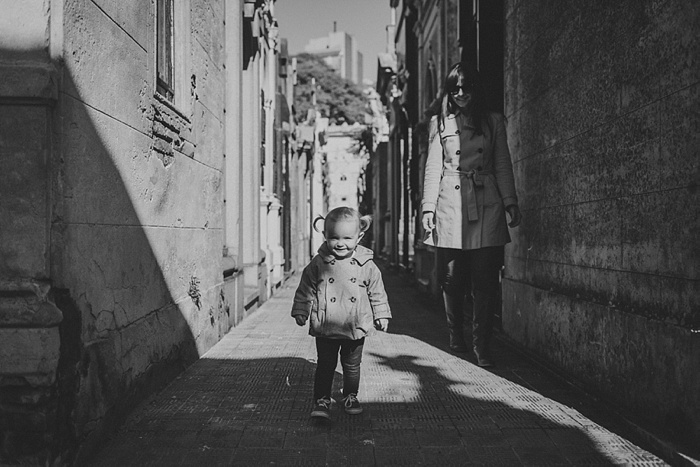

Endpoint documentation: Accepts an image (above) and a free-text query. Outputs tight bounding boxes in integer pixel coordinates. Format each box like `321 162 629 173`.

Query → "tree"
294 53 369 125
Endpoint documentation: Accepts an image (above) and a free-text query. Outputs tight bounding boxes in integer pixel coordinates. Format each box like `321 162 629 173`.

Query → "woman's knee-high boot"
443 290 468 351
472 288 495 366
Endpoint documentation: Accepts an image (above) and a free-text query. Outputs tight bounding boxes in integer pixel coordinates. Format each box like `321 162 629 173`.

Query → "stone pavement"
91 266 671 466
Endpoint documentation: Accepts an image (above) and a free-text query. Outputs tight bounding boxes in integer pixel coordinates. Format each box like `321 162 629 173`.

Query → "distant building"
304 29 364 85
322 125 369 213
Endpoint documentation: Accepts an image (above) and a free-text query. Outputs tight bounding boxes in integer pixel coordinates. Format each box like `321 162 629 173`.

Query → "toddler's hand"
294 315 307 326
374 318 389 332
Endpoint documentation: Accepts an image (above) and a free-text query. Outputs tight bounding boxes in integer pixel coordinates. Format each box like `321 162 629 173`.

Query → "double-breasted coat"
291 244 392 340
421 112 518 250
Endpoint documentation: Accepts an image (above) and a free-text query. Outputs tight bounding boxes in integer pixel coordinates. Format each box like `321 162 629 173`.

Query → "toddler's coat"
292 244 391 340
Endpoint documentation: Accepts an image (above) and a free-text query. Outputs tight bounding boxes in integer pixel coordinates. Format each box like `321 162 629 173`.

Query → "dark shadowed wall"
502 0 699 449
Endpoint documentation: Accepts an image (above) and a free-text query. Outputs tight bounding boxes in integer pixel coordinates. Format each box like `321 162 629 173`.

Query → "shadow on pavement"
90 266 665 466
380 264 667 465
93 358 616 465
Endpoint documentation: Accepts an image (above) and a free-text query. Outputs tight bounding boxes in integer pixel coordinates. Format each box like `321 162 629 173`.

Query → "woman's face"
449 75 473 109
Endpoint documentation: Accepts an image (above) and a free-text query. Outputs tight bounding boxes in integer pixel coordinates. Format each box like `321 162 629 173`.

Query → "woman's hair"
313 207 372 234
437 62 490 137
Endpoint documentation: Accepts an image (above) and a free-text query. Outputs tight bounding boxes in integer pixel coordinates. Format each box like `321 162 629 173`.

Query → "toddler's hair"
313 207 372 234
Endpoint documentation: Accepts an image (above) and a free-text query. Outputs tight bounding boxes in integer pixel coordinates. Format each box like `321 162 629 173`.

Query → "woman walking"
421 62 521 367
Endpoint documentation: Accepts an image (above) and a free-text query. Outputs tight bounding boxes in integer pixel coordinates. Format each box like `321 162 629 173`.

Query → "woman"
421 62 521 367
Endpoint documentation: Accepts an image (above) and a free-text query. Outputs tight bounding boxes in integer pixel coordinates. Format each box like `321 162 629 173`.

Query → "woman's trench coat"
421 112 518 250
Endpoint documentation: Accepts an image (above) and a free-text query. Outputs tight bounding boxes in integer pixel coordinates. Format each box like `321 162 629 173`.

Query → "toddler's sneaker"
310 397 332 419
342 393 363 415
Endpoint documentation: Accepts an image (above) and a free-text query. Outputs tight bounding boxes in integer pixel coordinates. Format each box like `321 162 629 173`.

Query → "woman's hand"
374 318 389 332
422 211 435 232
506 205 522 227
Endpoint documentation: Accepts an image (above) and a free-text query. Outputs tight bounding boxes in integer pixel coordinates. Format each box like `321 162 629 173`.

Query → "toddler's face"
324 219 363 258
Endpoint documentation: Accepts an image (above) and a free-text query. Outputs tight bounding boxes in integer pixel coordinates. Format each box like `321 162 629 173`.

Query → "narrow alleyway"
91 266 669 466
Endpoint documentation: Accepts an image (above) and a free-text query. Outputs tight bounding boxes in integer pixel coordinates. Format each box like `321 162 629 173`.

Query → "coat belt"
442 168 493 221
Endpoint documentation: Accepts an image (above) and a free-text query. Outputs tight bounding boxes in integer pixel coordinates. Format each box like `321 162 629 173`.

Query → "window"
156 0 174 100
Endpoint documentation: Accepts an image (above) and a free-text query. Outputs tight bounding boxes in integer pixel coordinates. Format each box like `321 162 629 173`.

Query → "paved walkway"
91 266 669 466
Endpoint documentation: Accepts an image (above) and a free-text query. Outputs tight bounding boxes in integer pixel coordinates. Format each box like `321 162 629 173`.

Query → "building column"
268 197 284 285
241 39 261 308
223 0 245 325
311 119 328 252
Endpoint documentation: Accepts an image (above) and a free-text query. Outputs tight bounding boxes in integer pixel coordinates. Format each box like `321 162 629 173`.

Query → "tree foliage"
294 53 369 125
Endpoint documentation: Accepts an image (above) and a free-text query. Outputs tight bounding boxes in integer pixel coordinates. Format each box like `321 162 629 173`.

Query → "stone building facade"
0 0 311 463
501 0 699 449
322 125 369 212
304 30 364 86
384 0 699 452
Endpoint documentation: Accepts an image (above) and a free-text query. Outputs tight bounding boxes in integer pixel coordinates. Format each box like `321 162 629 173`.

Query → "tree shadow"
380 265 666 464
88 256 668 465
89 347 626 466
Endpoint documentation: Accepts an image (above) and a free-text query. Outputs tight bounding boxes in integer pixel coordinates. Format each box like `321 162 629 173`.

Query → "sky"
274 0 392 85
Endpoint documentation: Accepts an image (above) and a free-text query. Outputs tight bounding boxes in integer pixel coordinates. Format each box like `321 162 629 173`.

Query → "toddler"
292 207 391 419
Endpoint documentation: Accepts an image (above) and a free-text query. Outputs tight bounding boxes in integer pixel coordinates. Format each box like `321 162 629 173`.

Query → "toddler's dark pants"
314 336 365 401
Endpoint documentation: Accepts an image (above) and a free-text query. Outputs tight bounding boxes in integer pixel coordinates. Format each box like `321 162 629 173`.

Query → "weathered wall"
0 0 63 462
0 0 236 463
56 0 230 461
503 0 700 448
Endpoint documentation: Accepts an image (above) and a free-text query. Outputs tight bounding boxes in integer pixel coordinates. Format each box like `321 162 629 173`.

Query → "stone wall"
0 1 63 462
59 0 230 461
0 0 235 463
503 0 699 449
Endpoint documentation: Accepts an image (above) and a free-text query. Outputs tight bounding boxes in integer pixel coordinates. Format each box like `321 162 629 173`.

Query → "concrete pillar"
263 30 284 290
259 189 270 300
241 42 261 300
224 0 243 258
268 197 284 285
264 38 276 192
223 0 245 325
311 118 328 252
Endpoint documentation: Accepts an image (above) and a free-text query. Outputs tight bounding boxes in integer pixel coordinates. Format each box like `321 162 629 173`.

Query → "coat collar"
451 111 475 129
318 244 374 266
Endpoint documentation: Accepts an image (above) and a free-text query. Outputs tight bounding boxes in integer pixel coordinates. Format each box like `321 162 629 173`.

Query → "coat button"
455 150 461 155
478 148 483 153
331 260 336 265
330 297 336 302
350 297 356 303
455 185 460 190
350 278 356 283
456 130 461 134
329 278 334 283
